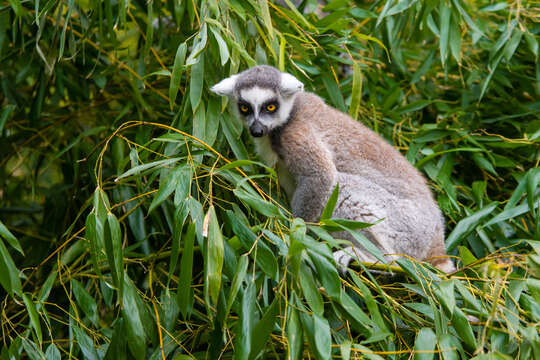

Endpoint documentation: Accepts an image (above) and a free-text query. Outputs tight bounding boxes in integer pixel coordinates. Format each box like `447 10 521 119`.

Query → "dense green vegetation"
1 0 539 358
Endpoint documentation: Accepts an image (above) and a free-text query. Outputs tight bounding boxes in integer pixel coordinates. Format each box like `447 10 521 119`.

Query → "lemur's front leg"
278 125 337 222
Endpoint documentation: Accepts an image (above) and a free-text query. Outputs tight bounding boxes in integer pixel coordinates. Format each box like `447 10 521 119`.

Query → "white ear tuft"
280 72 304 96
210 75 238 96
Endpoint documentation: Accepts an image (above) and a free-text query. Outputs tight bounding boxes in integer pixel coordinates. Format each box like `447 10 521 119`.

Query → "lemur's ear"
210 75 238 96
280 72 304 96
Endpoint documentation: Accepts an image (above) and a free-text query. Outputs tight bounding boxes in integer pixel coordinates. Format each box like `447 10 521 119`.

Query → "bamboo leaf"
169 42 187 110
236 281 255 359
72 279 99 326
298 262 324 316
123 277 147 360
0 220 23 255
287 299 303 360
349 63 363 119
22 293 42 345
205 206 224 306
414 327 437 360
0 239 22 297
190 53 205 112
72 324 99 360
313 314 332 360
249 297 280 359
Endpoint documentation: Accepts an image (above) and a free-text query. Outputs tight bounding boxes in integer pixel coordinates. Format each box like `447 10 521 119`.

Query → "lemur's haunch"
211 65 454 273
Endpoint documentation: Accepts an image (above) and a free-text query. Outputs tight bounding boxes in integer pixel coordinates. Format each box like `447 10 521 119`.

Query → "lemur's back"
289 92 432 198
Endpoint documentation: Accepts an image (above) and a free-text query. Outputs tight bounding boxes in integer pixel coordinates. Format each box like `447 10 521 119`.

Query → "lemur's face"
211 66 303 137
235 87 286 137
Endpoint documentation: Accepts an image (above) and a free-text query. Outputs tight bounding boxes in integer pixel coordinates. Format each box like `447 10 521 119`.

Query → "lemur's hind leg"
425 235 455 273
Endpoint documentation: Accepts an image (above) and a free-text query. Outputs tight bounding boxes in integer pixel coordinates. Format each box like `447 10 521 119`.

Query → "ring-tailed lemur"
211 65 454 273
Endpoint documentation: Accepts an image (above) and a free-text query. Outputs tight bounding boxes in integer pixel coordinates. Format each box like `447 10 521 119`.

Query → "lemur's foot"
333 246 355 273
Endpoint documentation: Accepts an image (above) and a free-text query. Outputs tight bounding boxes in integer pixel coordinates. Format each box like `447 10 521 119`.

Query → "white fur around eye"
210 75 238 96
280 73 304 96
240 87 277 116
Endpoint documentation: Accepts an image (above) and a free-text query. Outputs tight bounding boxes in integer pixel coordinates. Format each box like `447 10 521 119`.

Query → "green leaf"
439 2 451 66
104 319 127 360
169 42 187 110
0 220 23 255
438 334 460 360
449 14 462 63
22 293 42 345
320 217 377 232
249 297 280 359
236 281 255 359
149 164 187 214
339 289 375 328
396 100 433 115
411 49 436 84
503 28 523 61
72 324 100 360
169 202 188 286
525 33 538 58
350 273 388 332
321 183 339 220
189 53 205 112
226 254 248 321
116 158 182 181
233 187 281 218
446 202 499 251
258 0 274 39
21 339 45 360
527 278 540 303
72 279 99 326
0 104 16 135
309 251 340 300
185 23 208 66
177 222 195 319
174 164 193 205
451 307 476 350
287 301 303 360
225 211 278 280
210 27 230 66
321 69 346 111
0 239 22 297
104 212 124 296
313 314 332 360
205 206 224 306
526 167 540 218
44 344 61 360
349 63 363 119
122 277 147 360
325 222 387 264
484 201 538 227
414 327 437 360
340 341 351 360
298 262 324 316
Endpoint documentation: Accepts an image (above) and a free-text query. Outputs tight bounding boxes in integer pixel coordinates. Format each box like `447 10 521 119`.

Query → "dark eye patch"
262 99 279 113
237 101 252 115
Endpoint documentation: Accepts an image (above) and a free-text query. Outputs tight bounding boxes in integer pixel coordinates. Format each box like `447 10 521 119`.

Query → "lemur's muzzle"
249 121 267 137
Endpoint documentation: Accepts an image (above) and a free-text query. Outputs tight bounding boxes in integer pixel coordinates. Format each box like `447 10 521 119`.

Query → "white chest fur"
253 137 296 199
253 137 279 167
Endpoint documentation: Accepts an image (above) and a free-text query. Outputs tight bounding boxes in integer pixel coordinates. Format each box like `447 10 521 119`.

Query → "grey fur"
234 65 282 93
211 65 454 273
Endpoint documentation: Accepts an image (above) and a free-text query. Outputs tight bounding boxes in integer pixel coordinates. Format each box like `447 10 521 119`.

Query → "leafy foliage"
1 0 539 359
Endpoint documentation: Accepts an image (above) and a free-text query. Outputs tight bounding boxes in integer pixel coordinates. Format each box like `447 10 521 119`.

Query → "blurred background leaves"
0 0 539 358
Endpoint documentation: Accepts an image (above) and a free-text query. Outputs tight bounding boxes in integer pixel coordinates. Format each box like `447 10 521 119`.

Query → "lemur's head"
211 65 304 137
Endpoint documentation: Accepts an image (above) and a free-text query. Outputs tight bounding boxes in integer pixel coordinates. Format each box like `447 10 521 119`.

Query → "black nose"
250 122 266 137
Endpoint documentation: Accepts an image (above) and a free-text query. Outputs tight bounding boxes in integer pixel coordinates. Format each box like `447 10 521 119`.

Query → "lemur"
211 65 454 273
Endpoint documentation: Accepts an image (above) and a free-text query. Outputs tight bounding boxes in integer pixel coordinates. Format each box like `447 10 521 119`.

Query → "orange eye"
240 105 249 113
266 104 276 112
